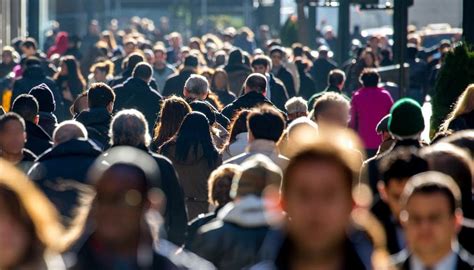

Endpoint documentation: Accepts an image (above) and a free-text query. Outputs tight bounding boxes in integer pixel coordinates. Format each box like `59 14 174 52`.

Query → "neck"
154 61 165 69
291 245 344 270
1 150 23 164
416 246 453 267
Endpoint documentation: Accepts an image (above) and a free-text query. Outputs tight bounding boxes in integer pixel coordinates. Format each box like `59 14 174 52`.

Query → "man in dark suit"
269 46 296 98
392 171 474 269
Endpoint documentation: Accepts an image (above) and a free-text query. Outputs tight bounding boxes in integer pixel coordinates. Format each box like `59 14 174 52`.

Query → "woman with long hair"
221 109 251 161
442 84 474 131
159 112 222 220
210 68 236 106
0 159 89 269
54 56 86 119
151 96 191 151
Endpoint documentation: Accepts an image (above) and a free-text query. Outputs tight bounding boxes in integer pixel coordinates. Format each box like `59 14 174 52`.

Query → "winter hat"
376 114 390 134
29 83 56 113
230 154 282 199
388 98 424 139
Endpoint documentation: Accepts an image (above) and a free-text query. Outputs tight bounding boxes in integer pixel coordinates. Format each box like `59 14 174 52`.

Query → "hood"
37 139 102 161
218 195 281 227
38 111 58 125
30 83 56 112
75 108 111 126
25 121 51 140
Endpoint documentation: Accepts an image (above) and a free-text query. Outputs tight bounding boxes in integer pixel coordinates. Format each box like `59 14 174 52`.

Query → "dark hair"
378 147 428 184
173 112 219 167
190 101 216 126
328 69 346 87
409 183 459 214
124 53 145 71
292 43 304 57
88 83 115 108
247 105 285 142
132 62 153 81
359 68 380 87
153 96 191 149
283 143 355 196
54 56 86 98
70 92 88 117
11 94 39 122
21 38 37 49
244 73 267 94
226 109 250 146
0 112 25 131
251 56 271 69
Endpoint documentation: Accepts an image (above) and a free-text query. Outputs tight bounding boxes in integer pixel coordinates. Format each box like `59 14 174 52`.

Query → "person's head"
225 109 251 147
132 62 153 83
87 83 115 113
211 68 229 91
28 83 56 113
281 141 358 257
183 54 199 69
243 73 267 95
90 60 114 82
420 143 473 217
168 32 182 48
269 46 285 68
123 38 138 55
124 53 145 72
361 48 377 67
378 147 429 220
153 45 167 64
327 69 346 90
359 68 380 88
70 92 88 117
11 94 39 124
208 164 239 207
285 97 308 121
317 46 330 59
174 112 219 167
58 56 82 80
20 38 37 57
183 74 209 100
247 105 285 143
1 46 15 64
0 160 83 269
388 98 425 140
89 147 160 248
251 55 271 75
312 92 350 128
52 120 88 146
400 172 463 264
190 101 216 126
153 96 191 148
110 109 151 147
442 84 474 131
0 113 26 156
230 154 282 199
143 49 155 65
407 44 418 61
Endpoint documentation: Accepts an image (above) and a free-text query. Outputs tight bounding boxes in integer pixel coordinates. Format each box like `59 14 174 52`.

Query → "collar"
410 251 457 270
246 139 278 154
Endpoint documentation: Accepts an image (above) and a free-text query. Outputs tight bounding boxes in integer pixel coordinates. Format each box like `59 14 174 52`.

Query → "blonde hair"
441 84 474 131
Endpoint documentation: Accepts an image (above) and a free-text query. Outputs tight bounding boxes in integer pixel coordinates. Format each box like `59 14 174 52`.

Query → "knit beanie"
29 83 56 113
388 98 424 139
230 154 282 199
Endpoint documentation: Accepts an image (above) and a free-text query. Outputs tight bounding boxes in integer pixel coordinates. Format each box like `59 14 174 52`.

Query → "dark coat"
214 89 236 106
371 198 403 255
28 139 102 223
274 66 296 98
224 64 252 96
108 68 159 91
38 111 58 137
160 142 222 221
297 70 316 100
221 91 274 120
16 149 37 173
310 57 338 92
25 121 53 156
75 108 112 149
162 69 194 97
11 65 60 106
392 249 474 270
73 235 179 270
449 111 474 132
113 77 162 132
268 74 289 112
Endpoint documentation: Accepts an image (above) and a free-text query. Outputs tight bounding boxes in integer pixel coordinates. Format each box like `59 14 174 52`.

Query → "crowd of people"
0 17 473 269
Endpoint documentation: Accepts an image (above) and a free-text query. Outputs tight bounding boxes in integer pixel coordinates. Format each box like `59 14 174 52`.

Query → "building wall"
0 0 27 47
409 0 462 28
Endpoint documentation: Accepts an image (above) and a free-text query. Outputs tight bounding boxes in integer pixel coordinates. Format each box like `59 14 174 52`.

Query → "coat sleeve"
157 156 188 246
349 94 358 130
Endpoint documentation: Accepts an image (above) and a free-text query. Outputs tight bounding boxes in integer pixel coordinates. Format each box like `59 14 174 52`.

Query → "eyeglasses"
96 189 143 208
400 211 454 226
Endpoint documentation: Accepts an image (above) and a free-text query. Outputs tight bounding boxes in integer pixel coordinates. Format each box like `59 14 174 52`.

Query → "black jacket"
268 74 289 112
28 139 102 223
221 91 274 120
16 149 37 173
310 58 338 92
162 69 194 97
449 111 474 132
214 89 236 106
75 108 112 149
392 249 474 270
11 65 60 106
108 69 159 91
298 70 316 100
274 66 296 98
38 111 58 137
25 121 53 156
371 198 404 255
113 77 162 132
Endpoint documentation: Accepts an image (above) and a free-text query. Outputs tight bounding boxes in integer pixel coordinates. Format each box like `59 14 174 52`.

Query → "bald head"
53 120 88 145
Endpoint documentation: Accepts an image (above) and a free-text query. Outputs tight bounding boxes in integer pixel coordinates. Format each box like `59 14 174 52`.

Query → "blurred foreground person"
191 155 283 270
0 159 87 270
393 171 474 269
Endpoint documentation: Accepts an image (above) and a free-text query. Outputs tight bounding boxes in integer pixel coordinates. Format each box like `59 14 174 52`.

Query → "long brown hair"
222 109 250 151
153 96 191 149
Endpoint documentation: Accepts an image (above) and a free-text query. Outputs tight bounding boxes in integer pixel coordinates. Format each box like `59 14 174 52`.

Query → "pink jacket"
350 87 393 149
